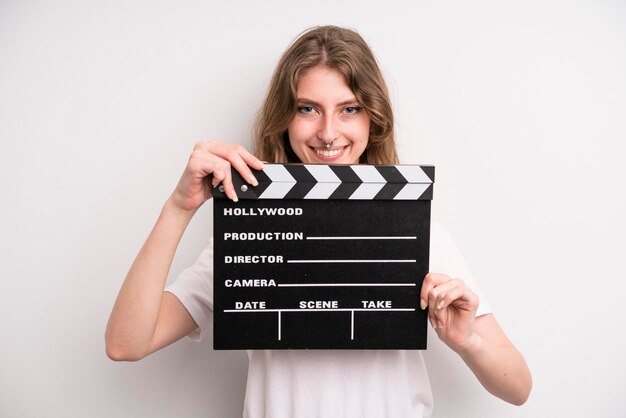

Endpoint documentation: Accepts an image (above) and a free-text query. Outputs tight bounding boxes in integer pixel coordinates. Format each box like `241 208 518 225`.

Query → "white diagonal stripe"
349 183 385 199
351 165 386 183
263 164 296 182
305 183 340 199
304 165 341 182
393 183 430 200
396 165 432 184
259 182 296 199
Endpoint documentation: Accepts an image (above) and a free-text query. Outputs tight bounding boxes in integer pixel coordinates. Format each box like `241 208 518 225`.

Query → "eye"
344 106 362 115
297 106 315 114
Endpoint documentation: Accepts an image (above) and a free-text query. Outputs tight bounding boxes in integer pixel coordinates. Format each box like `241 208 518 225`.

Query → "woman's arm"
420 273 532 405
105 200 198 361
105 141 263 361
458 313 532 405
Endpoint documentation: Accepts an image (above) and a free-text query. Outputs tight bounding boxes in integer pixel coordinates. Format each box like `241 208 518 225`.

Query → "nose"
317 113 338 143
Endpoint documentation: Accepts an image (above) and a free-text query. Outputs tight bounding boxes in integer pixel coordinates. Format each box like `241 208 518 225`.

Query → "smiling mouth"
313 145 347 158
315 148 343 157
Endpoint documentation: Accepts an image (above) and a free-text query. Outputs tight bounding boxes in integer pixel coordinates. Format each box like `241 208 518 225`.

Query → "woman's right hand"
106 140 264 361
169 140 265 211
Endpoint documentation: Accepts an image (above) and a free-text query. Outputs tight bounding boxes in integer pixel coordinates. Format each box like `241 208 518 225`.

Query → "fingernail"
232 195 238 202
437 300 445 310
430 318 437 329
249 175 258 186
437 321 444 329
420 299 426 310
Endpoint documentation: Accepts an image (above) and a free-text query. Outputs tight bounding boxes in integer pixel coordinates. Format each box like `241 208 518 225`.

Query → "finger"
226 148 260 186
428 278 465 313
211 143 263 186
432 282 480 331
206 158 236 202
432 304 448 330
429 308 441 331
420 273 435 309
428 278 462 310
429 313 438 330
211 169 225 188
430 284 459 329
238 146 265 171
420 273 450 310
220 162 238 202
433 279 470 311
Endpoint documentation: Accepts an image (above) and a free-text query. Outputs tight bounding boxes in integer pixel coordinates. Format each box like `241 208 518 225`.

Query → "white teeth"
315 148 341 157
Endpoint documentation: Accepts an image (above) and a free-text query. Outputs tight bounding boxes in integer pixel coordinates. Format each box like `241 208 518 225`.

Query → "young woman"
105 25 532 417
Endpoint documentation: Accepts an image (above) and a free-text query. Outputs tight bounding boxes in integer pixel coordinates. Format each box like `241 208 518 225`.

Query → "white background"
1 1 625 417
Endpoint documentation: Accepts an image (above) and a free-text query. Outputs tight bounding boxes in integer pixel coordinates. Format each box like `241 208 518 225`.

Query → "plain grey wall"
1 1 625 417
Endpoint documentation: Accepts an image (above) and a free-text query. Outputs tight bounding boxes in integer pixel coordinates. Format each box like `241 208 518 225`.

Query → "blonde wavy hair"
253 26 398 165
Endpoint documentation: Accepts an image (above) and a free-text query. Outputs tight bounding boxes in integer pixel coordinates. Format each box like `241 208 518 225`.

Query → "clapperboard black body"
212 163 434 350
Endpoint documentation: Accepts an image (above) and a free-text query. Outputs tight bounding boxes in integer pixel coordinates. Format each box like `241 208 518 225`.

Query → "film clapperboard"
212 163 435 350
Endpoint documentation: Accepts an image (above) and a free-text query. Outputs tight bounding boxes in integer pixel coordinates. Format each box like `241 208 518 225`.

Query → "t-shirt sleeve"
429 222 492 317
164 240 214 341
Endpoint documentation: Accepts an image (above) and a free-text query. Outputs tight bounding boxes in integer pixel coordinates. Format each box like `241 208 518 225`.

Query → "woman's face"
287 66 370 165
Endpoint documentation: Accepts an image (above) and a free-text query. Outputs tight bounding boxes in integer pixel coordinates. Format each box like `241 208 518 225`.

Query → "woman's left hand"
419 273 480 353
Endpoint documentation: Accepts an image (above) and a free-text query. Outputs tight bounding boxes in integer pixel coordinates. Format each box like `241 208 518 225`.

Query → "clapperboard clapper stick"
212 164 435 350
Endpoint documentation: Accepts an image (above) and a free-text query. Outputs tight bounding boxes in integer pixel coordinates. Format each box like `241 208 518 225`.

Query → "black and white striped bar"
213 164 434 350
212 164 434 200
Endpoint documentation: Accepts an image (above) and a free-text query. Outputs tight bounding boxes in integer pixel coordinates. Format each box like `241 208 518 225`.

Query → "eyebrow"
296 97 360 107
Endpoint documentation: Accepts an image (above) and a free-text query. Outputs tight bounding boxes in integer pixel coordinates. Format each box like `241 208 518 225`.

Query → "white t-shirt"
165 222 491 418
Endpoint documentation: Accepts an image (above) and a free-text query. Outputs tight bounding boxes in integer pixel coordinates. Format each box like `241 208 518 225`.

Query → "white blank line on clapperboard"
306 236 417 240
287 260 416 263
290 235 417 271
278 283 416 287
224 308 416 341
